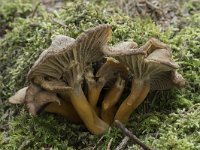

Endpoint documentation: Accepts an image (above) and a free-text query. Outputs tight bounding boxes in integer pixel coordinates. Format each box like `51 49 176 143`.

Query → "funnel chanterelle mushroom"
104 38 185 123
10 24 112 135
9 35 79 119
9 26 185 134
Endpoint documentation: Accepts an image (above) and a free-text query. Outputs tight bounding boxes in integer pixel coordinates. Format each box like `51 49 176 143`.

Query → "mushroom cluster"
9 25 185 135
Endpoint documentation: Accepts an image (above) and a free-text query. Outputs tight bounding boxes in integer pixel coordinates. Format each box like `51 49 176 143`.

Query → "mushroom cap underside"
27 35 76 80
96 57 128 81
117 54 183 90
149 70 185 90
28 24 112 80
104 39 183 90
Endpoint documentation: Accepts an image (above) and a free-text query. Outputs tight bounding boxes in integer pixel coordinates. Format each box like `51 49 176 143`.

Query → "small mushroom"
26 25 112 134
25 84 61 116
98 42 138 124
9 84 81 122
27 35 76 81
104 38 185 123
27 35 75 95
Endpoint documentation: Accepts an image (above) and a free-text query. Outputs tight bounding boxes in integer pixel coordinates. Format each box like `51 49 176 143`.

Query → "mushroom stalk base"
64 86 109 135
101 106 117 125
101 77 125 124
114 80 150 123
88 84 102 109
44 100 82 124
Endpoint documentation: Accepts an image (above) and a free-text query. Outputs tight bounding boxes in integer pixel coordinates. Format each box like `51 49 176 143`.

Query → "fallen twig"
145 0 160 10
107 138 113 150
0 124 9 131
114 136 129 150
31 2 41 18
114 120 152 150
52 18 67 28
92 135 104 150
18 140 30 150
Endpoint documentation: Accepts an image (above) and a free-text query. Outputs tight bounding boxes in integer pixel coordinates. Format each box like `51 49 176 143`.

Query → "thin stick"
0 124 9 131
107 138 113 150
52 18 67 28
31 2 41 18
115 136 129 150
145 0 159 10
92 135 104 150
114 120 152 150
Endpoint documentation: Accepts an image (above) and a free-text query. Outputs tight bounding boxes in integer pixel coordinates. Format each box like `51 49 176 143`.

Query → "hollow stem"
101 77 125 124
44 100 82 124
63 85 109 135
114 80 150 123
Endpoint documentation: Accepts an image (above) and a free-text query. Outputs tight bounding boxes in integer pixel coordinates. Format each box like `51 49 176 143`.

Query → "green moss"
129 104 200 150
1 110 98 149
0 0 199 149
0 0 32 36
169 13 200 104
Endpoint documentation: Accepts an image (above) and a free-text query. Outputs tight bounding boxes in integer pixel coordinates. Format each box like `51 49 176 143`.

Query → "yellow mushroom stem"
87 81 103 109
101 106 118 125
44 100 82 124
33 76 108 134
101 77 125 124
61 85 109 135
114 80 150 123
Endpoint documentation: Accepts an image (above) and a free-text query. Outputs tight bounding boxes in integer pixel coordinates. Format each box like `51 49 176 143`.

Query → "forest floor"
0 0 200 149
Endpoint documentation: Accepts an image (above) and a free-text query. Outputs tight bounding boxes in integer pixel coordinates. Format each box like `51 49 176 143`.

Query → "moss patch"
0 0 199 149
130 104 200 150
